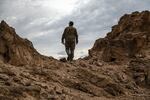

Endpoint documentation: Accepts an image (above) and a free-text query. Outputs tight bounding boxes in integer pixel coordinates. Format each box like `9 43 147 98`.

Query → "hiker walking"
61 21 78 61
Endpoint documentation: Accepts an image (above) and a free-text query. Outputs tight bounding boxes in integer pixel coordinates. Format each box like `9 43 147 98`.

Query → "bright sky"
0 0 150 59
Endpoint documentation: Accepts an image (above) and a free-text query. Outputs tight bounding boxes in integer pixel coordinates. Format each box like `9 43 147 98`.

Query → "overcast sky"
0 0 150 59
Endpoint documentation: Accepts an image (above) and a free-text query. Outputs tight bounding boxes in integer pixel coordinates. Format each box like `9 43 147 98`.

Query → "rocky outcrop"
90 11 150 62
0 20 53 66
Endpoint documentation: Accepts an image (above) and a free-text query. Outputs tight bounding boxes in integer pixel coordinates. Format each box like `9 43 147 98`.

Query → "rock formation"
0 11 150 100
90 10 150 62
0 20 54 66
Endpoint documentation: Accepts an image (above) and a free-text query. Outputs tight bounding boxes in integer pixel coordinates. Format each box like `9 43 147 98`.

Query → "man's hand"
76 40 78 44
62 41 65 45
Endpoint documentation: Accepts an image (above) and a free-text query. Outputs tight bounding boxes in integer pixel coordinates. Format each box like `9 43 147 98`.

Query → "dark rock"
59 58 67 62
104 83 124 96
0 74 9 81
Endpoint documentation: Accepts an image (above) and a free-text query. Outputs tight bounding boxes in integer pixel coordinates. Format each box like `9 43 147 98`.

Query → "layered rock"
90 11 150 62
0 20 52 66
129 59 150 86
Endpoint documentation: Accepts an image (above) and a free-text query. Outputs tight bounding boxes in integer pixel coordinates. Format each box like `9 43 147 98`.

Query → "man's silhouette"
61 21 78 61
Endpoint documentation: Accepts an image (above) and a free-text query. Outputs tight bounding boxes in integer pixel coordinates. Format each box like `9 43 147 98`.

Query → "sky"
0 0 150 59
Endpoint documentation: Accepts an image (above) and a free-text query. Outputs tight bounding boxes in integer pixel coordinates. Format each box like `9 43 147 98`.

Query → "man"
61 21 78 61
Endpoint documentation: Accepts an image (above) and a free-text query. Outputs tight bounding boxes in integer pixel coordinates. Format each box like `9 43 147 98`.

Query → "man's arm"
75 28 78 44
61 28 67 44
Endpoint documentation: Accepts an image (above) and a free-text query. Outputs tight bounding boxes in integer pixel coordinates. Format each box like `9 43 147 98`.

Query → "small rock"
5 80 12 86
59 58 67 62
54 86 63 94
48 95 60 100
25 86 41 92
24 80 32 86
13 77 20 82
95 62 103 67
0 74 9 81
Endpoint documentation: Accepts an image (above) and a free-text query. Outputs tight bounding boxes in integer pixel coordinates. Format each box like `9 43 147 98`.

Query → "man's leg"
65 41 71 61
65 46 70 61
70 42 75 61
70 48 74 61
68 48 72 61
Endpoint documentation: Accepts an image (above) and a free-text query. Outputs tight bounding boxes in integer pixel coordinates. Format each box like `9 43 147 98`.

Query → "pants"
65 40 75 61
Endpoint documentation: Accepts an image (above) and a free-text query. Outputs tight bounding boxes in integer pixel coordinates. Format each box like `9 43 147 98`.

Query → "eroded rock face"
129 59 150 87
90 11 150 62
0 20 51 66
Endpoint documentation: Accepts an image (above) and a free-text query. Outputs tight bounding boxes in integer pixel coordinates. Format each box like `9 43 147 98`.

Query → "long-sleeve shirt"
62 26 78 43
